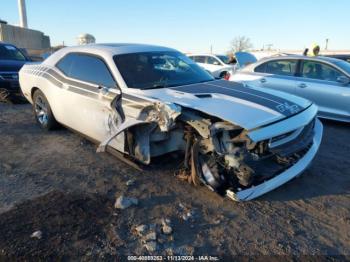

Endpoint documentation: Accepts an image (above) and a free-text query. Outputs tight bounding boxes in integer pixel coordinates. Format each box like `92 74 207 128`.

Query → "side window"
188 56 196 62
254 63 267 73
301 61 342 82
195 56 206 63
207 56 220 65
56 53 75 75
57 53 116 87
264 60 297 76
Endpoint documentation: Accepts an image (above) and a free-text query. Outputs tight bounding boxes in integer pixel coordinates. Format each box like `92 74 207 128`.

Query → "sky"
1 0 349 53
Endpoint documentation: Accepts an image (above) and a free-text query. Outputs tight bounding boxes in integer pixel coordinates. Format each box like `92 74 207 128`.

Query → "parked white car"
19 44 323 201
230 54 350 122
187 53 235 79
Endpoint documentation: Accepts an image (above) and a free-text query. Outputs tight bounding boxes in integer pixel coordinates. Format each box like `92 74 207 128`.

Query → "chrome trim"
226 118 323 201
268 126 304 149
248 104 318 142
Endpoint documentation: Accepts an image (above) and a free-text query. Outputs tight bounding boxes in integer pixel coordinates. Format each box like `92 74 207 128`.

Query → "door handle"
260 78 266 83
298 83 307 88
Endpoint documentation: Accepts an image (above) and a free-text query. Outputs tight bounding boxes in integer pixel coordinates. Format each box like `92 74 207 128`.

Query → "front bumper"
226 118 323 201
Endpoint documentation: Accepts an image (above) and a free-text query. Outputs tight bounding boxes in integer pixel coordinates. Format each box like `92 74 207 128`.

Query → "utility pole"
210 45 213 54
325 38 329 50
266 44 273 51
18 0 28 28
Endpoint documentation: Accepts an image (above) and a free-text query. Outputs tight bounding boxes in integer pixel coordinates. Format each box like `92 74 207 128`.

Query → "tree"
230 36 253 52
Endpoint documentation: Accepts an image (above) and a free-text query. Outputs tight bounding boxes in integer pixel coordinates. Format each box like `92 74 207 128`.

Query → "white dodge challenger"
19 44 323 201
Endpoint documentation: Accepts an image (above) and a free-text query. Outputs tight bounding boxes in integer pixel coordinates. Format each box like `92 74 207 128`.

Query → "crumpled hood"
139 80 311 130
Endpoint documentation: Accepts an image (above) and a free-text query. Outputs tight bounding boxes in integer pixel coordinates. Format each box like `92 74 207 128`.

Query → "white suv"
187 54 235 79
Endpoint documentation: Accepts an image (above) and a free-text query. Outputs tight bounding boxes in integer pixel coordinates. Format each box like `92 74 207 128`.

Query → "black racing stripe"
43 69 149 103
171 81 302 117
212 80 292 106
40 70 114 101
46 69 99 93
43 73 62 88
67 86 98 99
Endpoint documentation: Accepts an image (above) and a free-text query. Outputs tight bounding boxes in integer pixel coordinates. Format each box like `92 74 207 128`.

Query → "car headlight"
140 102 181 132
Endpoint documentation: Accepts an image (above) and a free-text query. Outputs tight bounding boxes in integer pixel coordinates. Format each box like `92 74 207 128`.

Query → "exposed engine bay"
99 98 316 200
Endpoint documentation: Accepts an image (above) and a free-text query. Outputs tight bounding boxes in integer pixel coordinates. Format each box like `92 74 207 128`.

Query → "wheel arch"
31 87 40 100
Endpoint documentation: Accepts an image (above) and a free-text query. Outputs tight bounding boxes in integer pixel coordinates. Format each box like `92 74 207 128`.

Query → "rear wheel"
32 89 58 130
219 71 228 79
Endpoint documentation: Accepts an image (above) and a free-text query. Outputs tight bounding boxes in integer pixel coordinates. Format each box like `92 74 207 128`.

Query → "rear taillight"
224 72 230 80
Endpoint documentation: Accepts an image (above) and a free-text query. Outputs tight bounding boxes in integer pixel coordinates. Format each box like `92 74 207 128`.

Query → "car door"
238 59 299 94
55 53 124 150
257 59 299 94
296 60 350 120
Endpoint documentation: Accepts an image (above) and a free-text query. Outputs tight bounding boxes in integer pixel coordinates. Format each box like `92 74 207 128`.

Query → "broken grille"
269 119 315 157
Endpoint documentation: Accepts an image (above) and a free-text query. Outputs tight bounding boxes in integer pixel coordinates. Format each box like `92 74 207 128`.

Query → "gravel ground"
0 103 349 260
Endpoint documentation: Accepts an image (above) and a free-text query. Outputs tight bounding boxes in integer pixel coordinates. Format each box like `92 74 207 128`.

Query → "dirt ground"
0 103 349 260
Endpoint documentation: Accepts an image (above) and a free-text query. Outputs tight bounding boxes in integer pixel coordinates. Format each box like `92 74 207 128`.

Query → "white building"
77 34 96 45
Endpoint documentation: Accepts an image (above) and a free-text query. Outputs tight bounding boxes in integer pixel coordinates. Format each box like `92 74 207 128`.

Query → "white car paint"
19 44 323 201
187 53 235 78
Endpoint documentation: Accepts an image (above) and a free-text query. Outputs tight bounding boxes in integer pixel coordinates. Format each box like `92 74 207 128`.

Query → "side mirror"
336 76 350 85
213 61 220 65
98 84 122 96
114 84 122 96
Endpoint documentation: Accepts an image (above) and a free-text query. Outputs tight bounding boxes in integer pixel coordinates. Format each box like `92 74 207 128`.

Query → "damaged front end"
99 95 322 201
179 104 323 201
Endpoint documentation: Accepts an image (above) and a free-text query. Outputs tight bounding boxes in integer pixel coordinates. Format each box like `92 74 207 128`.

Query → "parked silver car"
231 55 350 122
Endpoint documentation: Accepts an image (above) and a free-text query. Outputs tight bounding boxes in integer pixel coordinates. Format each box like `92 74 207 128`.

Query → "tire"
32 89 58 130
219 71 228 79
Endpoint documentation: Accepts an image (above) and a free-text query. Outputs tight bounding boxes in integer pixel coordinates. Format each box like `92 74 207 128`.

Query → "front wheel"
32 89 58 130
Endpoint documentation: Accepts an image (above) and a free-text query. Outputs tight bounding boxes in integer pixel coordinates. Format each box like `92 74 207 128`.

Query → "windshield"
334 60 350 75
114 51 214 89
0 44 27 61
216 55 230 64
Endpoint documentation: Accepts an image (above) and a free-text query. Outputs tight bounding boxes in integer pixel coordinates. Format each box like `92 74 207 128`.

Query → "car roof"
258 54 344 64
60 43 177 55
43 43 180 66
187 53 218 57
325 54 350 58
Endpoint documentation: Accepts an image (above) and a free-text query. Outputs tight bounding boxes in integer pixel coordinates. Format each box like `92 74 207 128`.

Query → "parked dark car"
324 54 350 63
0 42 31 102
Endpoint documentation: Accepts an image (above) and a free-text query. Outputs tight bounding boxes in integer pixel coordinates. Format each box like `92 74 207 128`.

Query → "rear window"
56 53 75 75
